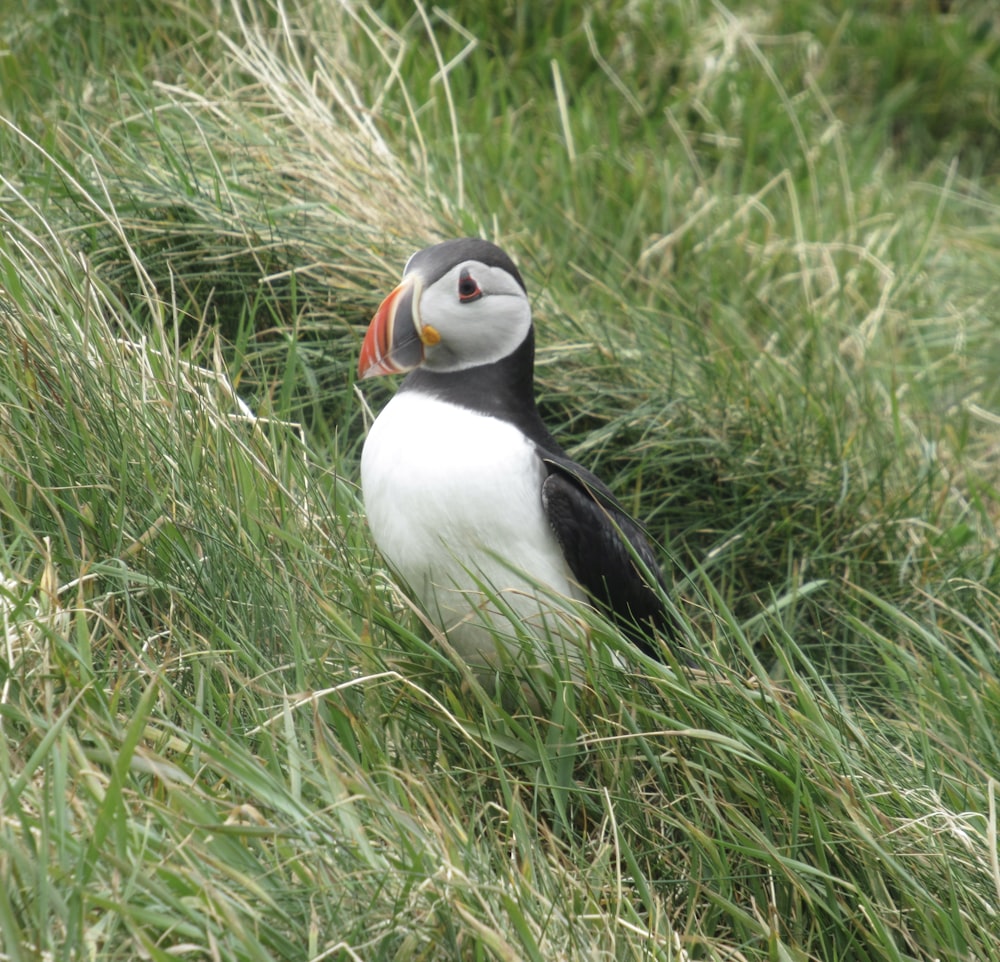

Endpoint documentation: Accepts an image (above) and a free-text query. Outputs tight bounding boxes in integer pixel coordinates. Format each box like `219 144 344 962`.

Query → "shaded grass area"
1 0 1000 959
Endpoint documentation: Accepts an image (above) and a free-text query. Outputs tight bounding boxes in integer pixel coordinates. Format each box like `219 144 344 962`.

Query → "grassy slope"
1 1 999 959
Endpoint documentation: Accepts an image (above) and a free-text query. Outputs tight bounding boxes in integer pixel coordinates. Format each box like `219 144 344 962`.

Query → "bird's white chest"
360 392 580 663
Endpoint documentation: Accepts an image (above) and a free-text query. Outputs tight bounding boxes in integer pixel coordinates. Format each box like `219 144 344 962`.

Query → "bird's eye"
458 271 482 303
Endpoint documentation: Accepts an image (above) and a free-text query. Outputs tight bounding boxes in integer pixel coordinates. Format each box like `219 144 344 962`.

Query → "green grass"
2 0 1000 958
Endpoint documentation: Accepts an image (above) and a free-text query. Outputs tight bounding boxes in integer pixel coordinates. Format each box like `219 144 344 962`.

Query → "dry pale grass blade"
170 0 448 272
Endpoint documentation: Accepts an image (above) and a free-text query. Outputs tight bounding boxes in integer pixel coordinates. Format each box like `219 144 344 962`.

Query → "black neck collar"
398 329 561 451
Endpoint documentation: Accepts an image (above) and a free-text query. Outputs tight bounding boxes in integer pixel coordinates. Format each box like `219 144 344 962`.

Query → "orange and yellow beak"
358 274 441 379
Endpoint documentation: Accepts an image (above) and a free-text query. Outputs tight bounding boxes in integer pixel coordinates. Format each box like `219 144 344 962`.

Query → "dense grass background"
2 1 1000 959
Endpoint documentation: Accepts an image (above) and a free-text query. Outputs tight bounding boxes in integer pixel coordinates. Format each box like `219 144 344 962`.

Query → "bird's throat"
399 330 559 450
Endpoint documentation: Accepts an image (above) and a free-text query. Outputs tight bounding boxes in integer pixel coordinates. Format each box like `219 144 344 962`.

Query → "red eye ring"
458 271 482 303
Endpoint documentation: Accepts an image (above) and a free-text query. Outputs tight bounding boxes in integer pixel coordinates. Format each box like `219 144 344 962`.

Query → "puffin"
358 238 670 677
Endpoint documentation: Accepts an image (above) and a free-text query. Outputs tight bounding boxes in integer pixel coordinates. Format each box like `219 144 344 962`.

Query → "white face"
415 260 532 373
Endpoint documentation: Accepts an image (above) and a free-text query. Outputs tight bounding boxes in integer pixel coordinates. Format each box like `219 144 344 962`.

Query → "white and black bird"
358 238 671 675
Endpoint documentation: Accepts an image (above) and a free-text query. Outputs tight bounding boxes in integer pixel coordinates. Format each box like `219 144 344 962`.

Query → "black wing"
539 451 669 658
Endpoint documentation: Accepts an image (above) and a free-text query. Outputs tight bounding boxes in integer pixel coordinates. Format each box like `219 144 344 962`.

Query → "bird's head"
358 239 532 379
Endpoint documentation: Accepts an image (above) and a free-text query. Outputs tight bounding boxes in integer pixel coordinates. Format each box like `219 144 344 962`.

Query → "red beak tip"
358 276 423 381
